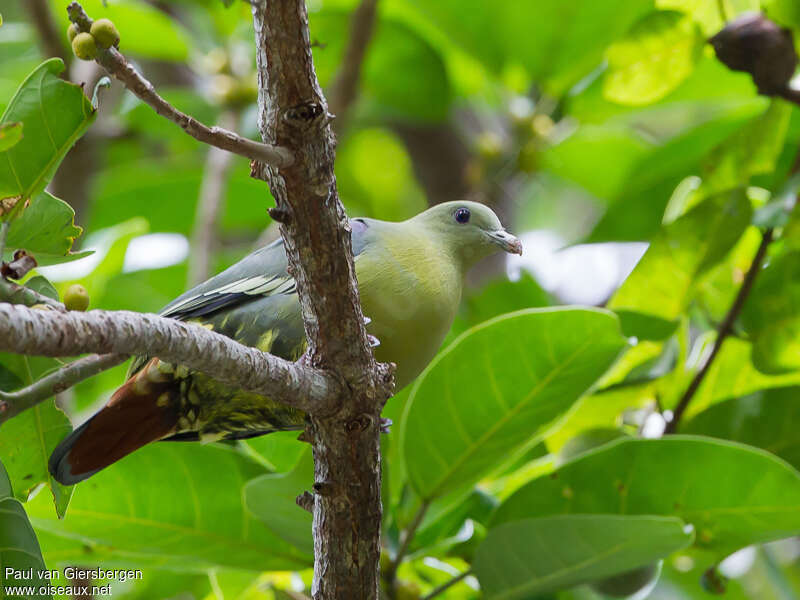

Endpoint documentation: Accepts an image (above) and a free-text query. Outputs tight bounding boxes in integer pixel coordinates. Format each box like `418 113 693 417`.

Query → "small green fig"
64 284 90 312
67 23 80 43
71 32 97 61
90 18 120 49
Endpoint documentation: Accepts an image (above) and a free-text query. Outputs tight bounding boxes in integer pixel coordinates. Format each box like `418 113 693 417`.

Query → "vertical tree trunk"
251 2 392 598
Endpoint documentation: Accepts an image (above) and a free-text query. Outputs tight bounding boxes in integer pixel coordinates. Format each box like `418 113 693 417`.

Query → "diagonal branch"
0 353 127 421
665 227 774 432
188 109 239 285
66 2 293 168
0 277 66 311
0 303 341 422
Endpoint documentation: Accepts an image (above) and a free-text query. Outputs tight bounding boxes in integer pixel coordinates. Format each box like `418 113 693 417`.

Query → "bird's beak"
487 229 523 255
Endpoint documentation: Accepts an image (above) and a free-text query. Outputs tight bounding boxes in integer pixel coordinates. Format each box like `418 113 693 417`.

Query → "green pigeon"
49 201 522 484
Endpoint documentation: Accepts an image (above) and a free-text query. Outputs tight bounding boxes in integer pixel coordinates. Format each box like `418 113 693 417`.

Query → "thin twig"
716 0 728 23
385 500 430 596
421 570 472 600
66 2 293 167
665 228 774 432
327 0 379 131
0 277 66 311
0 353 126 420
188 110 238 285
0 303 341 423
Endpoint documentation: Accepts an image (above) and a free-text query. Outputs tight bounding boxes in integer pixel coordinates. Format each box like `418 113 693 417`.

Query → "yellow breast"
355 229 463 390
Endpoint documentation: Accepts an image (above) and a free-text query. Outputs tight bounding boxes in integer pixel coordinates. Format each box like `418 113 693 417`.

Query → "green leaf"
50 0 191 62
609 189 752 329
27 443 311 571
741 250 800 373
683 387 800 470
658 0 760 36
0 459 51 600
4 192 83 264
0 121 22 151
408 0 652 96
311 10 451 122
0 59 94 215
702 100 794 194
0 354 73 518
449 272 552 341
21 276 58 302
493 437 800 560
400 308 626 500
604 11 704 106
474 515 692 599
691 338 800 416
585 98 766 241
243 449 313 554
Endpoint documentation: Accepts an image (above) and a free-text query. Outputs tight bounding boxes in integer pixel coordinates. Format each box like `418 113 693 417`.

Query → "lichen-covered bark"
0 303 339 420
251 1 393 598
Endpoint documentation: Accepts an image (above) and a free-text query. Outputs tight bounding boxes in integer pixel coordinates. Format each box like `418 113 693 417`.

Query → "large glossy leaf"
691 338 800 416
0 460 51 600
27 443 311 571
702 100 793 194
50 0 191 61
407 0 652 96
401 308 626 500
244 449 314 554
604 11 704 106
0 59 94 214
741 250 800 374
0 122 22 152
585 98 766 241
609 189 751 330
683 388 800 469
474 515 693 599
0 354 73 518
493 437 800 560
3 192 86 264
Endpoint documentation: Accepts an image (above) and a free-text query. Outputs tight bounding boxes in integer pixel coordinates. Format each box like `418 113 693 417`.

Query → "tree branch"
251 0 394 597
327 0 379 131
384 501 430 597
0 278 67 312
188 110 238 285
665 227 774 432
0 303 341 422
421 570 472 600
66 2 294 168
0 353 127 421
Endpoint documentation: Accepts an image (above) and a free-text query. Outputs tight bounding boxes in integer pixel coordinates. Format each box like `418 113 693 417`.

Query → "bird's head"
412 201 522 268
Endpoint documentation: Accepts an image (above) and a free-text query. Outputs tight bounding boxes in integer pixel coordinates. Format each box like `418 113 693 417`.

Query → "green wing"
128 221 375 376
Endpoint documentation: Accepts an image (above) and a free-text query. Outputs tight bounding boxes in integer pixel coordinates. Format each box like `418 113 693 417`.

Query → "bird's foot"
380 417 392 434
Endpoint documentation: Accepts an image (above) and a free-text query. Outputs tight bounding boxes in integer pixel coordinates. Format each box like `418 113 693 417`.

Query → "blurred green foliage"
2 0 800 598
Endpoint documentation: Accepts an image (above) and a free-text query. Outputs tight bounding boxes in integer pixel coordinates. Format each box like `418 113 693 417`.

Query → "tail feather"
49 359 180 485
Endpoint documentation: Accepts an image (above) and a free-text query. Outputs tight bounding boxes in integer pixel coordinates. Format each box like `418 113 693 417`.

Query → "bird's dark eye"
454 207 471 224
